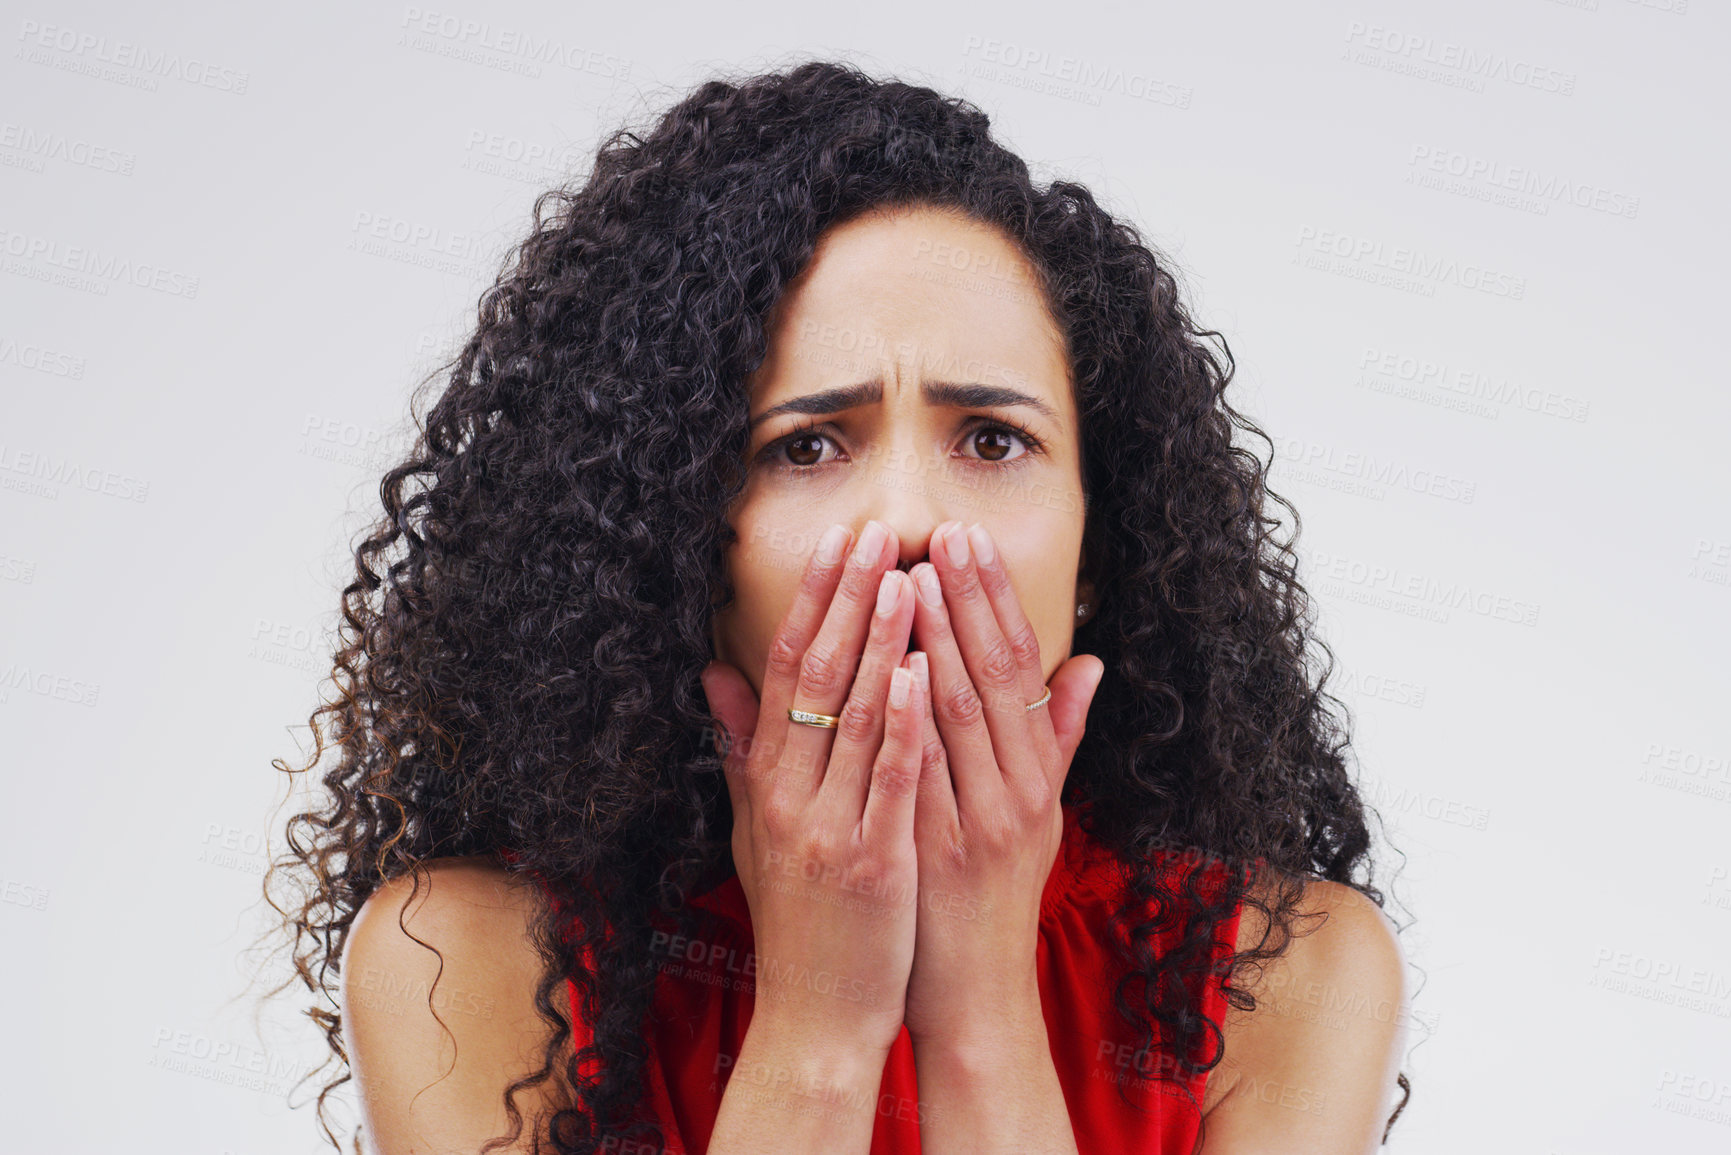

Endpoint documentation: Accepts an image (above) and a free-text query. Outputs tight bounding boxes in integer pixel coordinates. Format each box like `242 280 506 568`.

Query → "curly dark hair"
261 57 1415 1154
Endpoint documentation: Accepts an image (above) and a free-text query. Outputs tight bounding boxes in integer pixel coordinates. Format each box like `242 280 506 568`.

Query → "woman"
265 60 1412 1154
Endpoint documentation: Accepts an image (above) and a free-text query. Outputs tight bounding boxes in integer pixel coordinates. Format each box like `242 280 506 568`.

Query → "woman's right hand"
700 519 930 1060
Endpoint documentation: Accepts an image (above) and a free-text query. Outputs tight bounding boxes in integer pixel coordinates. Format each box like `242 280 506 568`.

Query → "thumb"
700 660 768 823
700 660 759 770
1048 655 1104 770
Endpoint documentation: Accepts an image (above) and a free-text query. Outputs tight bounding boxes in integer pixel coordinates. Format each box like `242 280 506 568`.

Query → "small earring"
1076 603 1090 618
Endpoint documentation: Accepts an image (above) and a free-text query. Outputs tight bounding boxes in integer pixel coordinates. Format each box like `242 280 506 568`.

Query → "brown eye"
967 426 1028 463
783 432 828 467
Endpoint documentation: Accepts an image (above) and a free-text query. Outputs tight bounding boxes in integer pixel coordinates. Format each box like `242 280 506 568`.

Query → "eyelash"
757 415 1048 471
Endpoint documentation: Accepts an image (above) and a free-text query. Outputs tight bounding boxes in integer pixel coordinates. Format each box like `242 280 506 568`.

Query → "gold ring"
1025 686 1052 712
788 707 841 728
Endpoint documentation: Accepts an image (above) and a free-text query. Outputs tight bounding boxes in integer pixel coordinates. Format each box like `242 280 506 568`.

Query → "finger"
859 658 924 856
816 568 915 827
752 521 856 806
908 558 1004 819
781 520 899 804
1044 655 1105 795
930 521 1052 808
700 660 759 819
905 651 959 847
963 520 1065 786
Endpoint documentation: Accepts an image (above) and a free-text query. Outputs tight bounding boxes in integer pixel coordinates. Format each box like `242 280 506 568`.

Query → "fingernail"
817 523 849 564
966 522 995 566
855 520 887 565
943 522 971 567
912 651 929 690
876 570 901 615
913 564 943 608
889 666 911 708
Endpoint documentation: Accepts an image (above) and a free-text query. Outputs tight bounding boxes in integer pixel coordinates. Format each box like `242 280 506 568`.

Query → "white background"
2 1 1727 1152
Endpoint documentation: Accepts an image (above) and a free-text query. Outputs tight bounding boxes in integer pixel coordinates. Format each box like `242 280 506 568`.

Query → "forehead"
749 205 1073 410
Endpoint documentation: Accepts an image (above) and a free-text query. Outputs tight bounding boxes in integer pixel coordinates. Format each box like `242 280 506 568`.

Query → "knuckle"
870 762 919 801
948 561 984 599
765 631 806 682
1015 777 1055 817
836 696 879 745
976 815 1016 854
1004 620 1042 670
759 795 797 836
935 682 984 729
978 637 1020 686
798 643 849 696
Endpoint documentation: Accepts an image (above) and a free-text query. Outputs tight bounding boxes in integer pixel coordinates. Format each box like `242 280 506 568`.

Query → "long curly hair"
261 57 1414 1153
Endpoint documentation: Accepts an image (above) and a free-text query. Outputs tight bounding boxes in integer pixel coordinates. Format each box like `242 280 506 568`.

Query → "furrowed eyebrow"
747 379 1061 431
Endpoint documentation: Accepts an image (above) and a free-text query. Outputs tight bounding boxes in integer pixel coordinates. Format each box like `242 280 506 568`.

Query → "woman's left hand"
901 520 1105 1054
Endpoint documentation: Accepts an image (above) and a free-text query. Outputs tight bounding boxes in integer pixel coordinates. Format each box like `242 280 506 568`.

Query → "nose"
873 513 965 575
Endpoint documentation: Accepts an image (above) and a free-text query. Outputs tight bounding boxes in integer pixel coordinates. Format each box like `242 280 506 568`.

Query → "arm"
340 858 583 1155
343 855 899 1155
910 970 1077 1155
899 521 1100 1155
701 519 931 1154
706 1007 894 1152
1198 880 1410 1154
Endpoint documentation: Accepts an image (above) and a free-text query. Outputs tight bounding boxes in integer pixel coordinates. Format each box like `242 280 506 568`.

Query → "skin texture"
340 861 581 1155
1200 881 1410 1153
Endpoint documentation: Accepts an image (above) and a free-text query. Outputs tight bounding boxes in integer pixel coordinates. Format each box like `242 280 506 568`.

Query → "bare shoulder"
1197 875 1408 1154
342 855 578 1155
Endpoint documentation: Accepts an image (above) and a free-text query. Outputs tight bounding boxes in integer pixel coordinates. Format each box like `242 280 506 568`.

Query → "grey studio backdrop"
2 1 1727 1152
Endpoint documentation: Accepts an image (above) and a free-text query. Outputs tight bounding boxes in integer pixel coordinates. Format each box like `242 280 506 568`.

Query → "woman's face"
711 204 1092 699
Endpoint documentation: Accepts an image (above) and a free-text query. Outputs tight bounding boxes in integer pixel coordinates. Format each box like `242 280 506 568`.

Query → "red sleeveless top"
514 803 1243 1154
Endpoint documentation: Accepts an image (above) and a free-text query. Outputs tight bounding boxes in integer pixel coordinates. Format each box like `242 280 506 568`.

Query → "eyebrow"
748 379 1062 432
